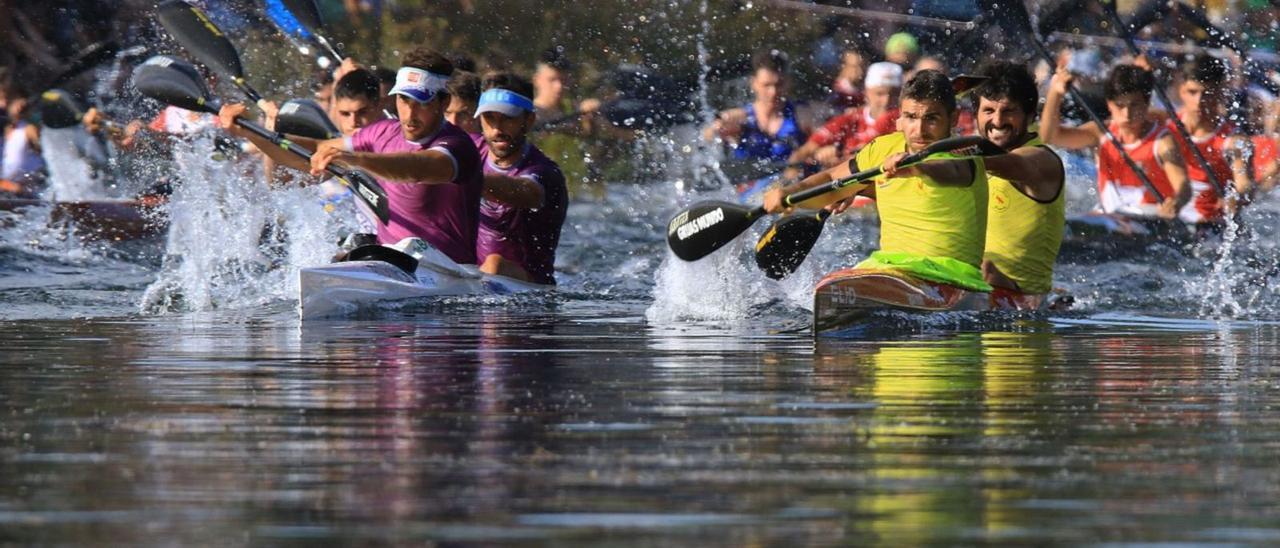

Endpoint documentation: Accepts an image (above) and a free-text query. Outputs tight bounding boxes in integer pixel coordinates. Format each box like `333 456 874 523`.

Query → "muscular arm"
483 174 545 208
1039 86 1103 149
1156 134 1192 209
703 108 745 143
219 103 324 174
1225 135 1255 197
771 157 872 211
982 146 1063 200
340 149 457 184
785 140 823 169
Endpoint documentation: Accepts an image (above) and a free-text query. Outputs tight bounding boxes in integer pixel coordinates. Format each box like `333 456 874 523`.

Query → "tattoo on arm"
1157 138 1184 166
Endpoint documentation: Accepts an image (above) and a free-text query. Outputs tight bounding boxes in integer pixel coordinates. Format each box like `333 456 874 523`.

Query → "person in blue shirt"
704 49 817 166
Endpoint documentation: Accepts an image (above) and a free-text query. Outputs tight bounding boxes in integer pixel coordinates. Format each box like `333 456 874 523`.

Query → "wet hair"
401 47 455 77
752 49 789 75
1104 64 1154 101
333 68 380 102
481 71 535 99
314 68 334 88
446 52 477 73
974 61 1038 119
901 69 956 114
447 71 482 104
400 47 454 104
373 66 396 88
1179 53 1228 87
538 47 572 72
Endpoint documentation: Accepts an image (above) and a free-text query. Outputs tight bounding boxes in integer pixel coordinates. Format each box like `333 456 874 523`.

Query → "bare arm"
335 149 457 184
782 139 823 179
1225 135 1254 197
1156 134 1192 210
483 174 545 209
218 103 324 174
982 146 1063 200
1039 66 1103 150
703 108 745 143
763 157 869 212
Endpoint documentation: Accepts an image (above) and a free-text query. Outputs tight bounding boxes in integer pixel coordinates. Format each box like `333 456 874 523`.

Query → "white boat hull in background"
299 238 551 320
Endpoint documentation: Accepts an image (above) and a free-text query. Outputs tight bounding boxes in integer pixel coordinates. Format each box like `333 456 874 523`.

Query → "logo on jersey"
992 189 1009 212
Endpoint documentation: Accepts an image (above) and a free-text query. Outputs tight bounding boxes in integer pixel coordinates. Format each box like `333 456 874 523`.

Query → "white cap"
865 62 903 89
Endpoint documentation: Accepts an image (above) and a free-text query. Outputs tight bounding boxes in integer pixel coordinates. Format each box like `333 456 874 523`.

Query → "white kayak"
299 237 552 320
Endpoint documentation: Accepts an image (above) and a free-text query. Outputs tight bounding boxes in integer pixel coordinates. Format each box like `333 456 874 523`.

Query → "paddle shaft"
781 142 957 207
313 35 343 63
231 78 264 104
233 117 348 180
235 115 387 222
1025 33 1168 203
783 165 881 207
1100 0 1227 198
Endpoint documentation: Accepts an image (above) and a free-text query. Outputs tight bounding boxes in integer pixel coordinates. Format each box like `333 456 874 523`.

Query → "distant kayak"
1059 212 1200 262
0 196 167 241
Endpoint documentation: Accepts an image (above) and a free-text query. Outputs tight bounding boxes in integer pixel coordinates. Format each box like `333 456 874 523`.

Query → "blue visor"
475 88 535 117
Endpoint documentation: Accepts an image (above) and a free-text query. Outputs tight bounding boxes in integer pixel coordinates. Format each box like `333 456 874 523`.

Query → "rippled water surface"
4 143 1280 543
3 312 1280 545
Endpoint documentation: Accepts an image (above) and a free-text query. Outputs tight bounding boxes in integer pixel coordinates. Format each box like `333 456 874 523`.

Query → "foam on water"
139 135 351 314
0 204 100 265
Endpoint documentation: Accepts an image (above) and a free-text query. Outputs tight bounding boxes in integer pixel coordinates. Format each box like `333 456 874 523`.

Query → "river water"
2 140 1280 543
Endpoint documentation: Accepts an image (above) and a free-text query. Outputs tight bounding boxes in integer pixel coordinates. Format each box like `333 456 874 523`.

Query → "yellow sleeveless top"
855 132 989 267
982 135 1065 294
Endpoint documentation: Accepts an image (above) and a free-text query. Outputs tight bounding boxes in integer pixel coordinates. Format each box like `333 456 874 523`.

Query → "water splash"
39 128 108 201
139 135 350 314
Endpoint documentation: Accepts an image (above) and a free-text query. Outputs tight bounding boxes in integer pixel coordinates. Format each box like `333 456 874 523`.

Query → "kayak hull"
812 268 1057 336
298 239 551 320
0 198 166 240
813 268 990 335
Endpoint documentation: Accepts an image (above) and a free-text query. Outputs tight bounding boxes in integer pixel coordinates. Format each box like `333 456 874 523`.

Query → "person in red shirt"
1166 54 1254 223
783 61 901 180
1040 62 1191 219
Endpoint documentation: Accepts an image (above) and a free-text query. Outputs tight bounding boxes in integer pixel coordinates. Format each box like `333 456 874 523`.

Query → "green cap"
885 32 920 57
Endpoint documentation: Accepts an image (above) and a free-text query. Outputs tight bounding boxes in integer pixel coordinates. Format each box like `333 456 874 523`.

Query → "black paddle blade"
39 89 85 129
754 209 830 280
666 200 761 261
337 169 390 225
158 1 247 82
279 0 327 33
131 55 219 114
276 99 339 139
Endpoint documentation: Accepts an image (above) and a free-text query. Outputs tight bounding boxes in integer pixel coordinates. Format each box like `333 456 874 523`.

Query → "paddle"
275 99 340 139
157 0 264 103
754 209 831 279
44 41 121 91
666 135 1003 262
131 55 390 224
276 0 344 63
1097 0 1228 199
1009 0 1168 205
38 88 130 139
39 89 90 130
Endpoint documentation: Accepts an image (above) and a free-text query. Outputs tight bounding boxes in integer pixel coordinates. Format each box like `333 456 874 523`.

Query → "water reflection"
2 316 1280 543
